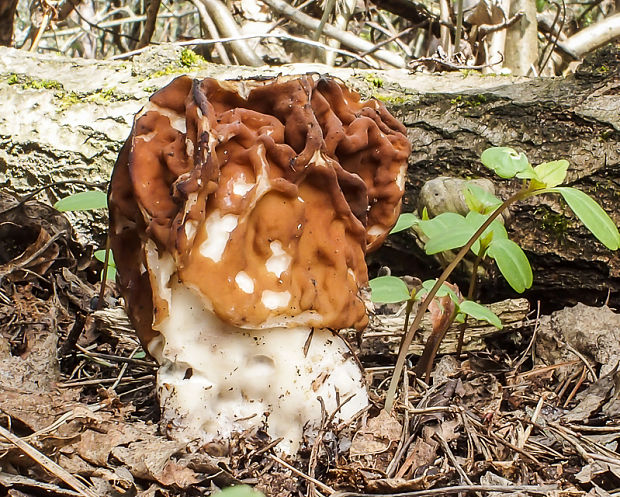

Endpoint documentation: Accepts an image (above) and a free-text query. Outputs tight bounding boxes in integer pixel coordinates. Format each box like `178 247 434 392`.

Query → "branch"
110 34 376 67
195 0 263 66
478 12 524 37
262 0 406 68
136 0 162 49
190 0 232 65
560 13 620 58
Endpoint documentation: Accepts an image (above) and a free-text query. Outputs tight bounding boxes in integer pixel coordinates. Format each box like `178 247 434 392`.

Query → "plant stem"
384 188 529 412
456 249 484 356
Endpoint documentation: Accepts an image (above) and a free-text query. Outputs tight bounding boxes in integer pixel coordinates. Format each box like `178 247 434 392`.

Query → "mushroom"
109 75 410 453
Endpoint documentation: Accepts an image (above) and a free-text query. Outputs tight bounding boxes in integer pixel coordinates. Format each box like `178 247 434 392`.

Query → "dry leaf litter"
1 189 620 497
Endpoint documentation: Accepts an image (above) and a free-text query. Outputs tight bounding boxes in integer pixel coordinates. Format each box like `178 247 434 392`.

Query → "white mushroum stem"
148 281 369 454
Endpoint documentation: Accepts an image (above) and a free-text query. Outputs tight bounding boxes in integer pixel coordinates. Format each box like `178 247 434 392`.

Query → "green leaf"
216 486 266 497
480 147 533 179
458 300 503 328
94 249 116 266
54 191 108 212
424 226 476 254
551 187 620 250
464 211 507 255
369 276 411 303
94 249 116 281
390 213 418 234
464 184 502 214
418 279 460 304
532 160 569 188
417 212 467 239
487 238 533 293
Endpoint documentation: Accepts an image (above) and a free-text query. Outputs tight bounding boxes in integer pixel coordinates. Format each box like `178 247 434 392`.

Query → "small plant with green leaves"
376 147 620 411
54 190 115 281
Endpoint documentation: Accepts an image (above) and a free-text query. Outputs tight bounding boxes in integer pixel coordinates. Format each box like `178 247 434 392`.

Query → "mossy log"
1 44 618 310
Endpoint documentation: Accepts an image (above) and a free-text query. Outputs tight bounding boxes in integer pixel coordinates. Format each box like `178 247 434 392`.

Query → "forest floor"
1 189 620 497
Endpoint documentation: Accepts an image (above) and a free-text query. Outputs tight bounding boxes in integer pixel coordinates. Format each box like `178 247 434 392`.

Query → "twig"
194 0 262 66
42 10 194 38
111 34 375 67
190 0 231 64
30 5 54 52
478 12 524 36
261 0 406 68
564 342 597 381
0 425 99 497
59 376 152 387
111 345 142 390
434 433 475 488
0 180 107 217
0 472 82 496
136 0 162 48
512 300 541 372
269 454 335 495
563 365 587 407
341 26 418 68
538 0 565 73
410 52 504 72
332 483 558 496
310 0 337 61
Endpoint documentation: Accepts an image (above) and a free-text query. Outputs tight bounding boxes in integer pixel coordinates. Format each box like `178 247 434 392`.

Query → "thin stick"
269 454 335 495
110 34 375 67
0 425 99 497
333 483 557 496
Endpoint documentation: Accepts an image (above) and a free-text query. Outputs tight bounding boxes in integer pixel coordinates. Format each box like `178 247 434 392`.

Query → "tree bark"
0 44 618 310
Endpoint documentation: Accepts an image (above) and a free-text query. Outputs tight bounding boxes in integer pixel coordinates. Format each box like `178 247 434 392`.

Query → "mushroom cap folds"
109 75 410 348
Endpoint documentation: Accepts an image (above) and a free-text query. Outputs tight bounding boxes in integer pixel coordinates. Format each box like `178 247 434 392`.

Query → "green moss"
58 91 81 107
147 48 209 79
536 207 570 239
6 74 64 90
451 94 487 107
180 48 206 67
373 92 414 105
364 73 384 89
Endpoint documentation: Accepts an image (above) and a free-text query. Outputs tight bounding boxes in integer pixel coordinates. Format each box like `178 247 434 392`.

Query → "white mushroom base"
148 284 369 454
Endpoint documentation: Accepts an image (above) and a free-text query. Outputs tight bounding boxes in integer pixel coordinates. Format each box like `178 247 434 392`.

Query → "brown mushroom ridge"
109 75 410 344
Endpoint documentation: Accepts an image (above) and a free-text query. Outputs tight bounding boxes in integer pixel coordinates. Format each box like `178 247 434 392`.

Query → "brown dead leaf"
350 410 402 457
111 438 201 488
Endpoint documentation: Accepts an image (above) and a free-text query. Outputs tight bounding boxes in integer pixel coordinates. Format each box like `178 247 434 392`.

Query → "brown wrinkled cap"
109 75 410 347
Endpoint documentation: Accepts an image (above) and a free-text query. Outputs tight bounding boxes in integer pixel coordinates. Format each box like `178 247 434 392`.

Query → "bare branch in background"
190 0 232 65
341 25 417 68
438 0 452 56
325 0 358 66
136 0 162 49
560 12 620 57
310 0 337 61
0 0 19 46
370 0 433 25
111 33 376 67
195 0 262 66
262 0 407 67
504 0 538 75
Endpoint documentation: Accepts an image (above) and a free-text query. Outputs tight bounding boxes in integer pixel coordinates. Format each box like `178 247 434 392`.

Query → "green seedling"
54 190 114 282
376 147 620 411
216 485 266 497
94 249 116 281
54 190 107 212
